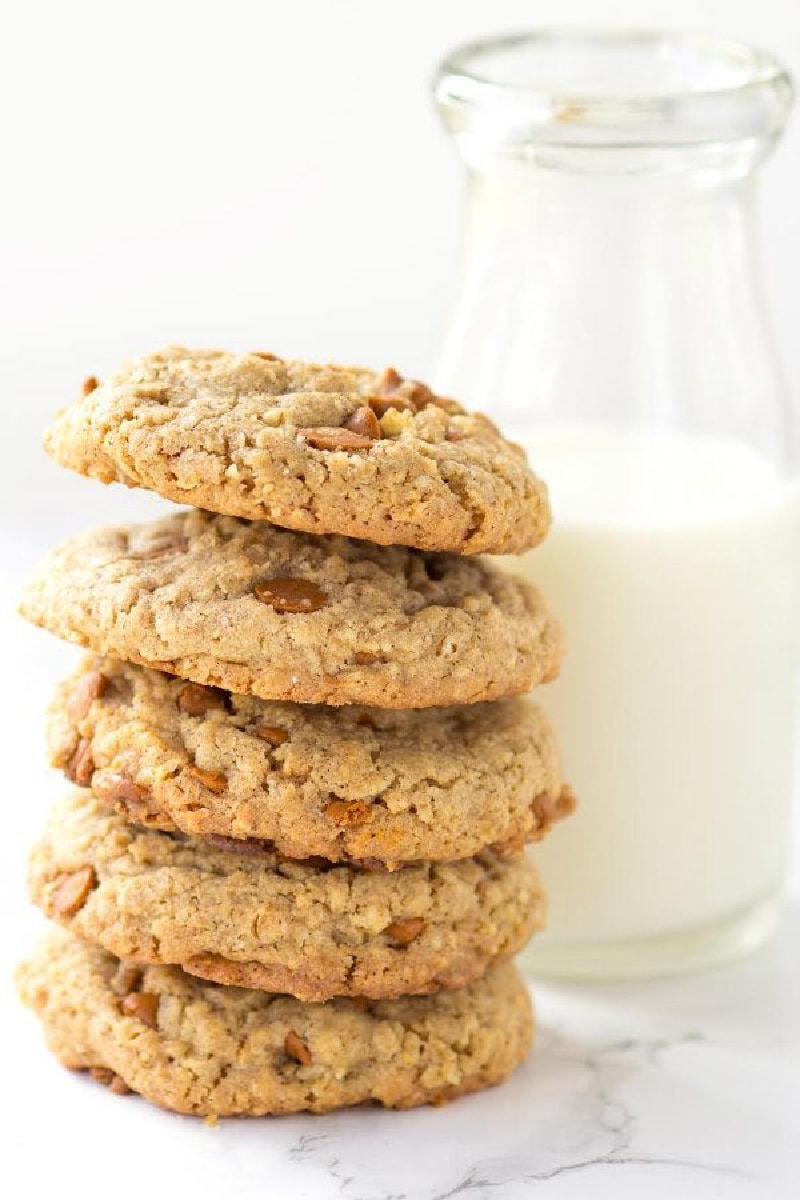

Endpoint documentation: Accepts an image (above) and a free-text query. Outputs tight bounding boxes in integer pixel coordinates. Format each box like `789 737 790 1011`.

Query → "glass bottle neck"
437 159 791 467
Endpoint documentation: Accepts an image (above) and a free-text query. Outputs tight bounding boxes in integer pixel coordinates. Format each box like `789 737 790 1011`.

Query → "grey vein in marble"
282 908 800 1200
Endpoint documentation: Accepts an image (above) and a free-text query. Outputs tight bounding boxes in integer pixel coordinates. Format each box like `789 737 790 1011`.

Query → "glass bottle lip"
434 28 793 154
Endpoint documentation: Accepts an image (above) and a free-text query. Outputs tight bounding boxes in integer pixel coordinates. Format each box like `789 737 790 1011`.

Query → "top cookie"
44 347 550 555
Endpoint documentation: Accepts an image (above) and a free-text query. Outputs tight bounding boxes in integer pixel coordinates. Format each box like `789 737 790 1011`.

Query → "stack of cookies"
17 348 573 1117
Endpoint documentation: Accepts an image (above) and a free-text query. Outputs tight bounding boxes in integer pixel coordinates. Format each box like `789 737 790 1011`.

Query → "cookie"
43 346 550 555
48 655 573 866
30 790 545 1001
18 930 533 1115
20 510 562 708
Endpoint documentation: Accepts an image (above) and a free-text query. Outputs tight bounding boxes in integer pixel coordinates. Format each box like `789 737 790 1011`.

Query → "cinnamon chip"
344 406 381 440
530 786 578 838
110 962 143 997
385 917 425 946
93 773 152 814
82 376 99 396
367 393 417 418
254 578 328 613
376 366 403 392
177 682 227 716
109 1075 132 1096
251 351 280 360
251 724 289 746
369 367 451 416
64 738 95 787
53 866 97 918
323 798 371 827
404 380 437 409
121 991 159 1029
298 426 375 451
284 1030 313 1066
188 766 228 794
67 670 107 723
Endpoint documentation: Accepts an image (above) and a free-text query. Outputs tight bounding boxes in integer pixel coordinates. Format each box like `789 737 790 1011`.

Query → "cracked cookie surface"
20 509 563 708
44 346 550 555
49 655 572 865
17 930 533 1115
30 790 545 1001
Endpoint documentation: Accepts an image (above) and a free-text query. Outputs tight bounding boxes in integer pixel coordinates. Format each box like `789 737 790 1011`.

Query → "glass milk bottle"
433 30 800 978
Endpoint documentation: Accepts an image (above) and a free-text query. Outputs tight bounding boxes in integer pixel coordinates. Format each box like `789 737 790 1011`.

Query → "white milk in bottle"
433 28 799 975
516 429 800 977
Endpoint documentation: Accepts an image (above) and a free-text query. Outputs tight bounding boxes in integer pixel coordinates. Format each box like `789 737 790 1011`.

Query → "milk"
513 429 800 969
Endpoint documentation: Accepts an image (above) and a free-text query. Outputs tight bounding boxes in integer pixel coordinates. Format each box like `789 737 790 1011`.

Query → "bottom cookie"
18 930 534 1116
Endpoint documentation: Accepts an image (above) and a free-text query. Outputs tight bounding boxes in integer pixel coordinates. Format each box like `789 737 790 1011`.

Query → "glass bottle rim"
434 28 793 151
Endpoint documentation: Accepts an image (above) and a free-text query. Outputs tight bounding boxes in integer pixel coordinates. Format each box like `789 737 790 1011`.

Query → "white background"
2 0 800 540
2 3 799 1197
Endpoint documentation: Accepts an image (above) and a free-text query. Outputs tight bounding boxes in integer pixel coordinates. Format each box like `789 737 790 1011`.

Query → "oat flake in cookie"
44 346 551 554
29 790 546 1001
17 930 534 1116
48 654 573 865
20 509 563 708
